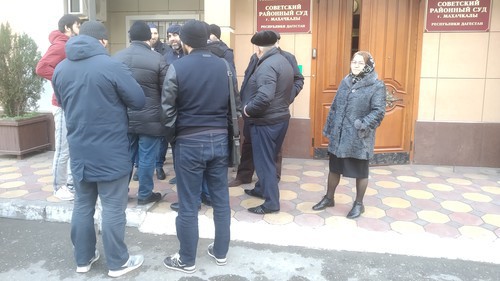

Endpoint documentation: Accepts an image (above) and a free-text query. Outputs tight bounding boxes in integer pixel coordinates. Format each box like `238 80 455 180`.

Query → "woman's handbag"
222 59 241 167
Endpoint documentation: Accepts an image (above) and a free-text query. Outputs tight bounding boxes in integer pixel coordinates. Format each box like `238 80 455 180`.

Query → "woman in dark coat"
312 51 386 219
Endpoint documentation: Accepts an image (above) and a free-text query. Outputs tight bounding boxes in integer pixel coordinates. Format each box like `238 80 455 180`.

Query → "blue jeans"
70 175 130 270
250 120 289 210
129 134 161 199
174 132 230 266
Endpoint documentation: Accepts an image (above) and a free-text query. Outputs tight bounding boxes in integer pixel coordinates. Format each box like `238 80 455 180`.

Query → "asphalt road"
0 218 498 281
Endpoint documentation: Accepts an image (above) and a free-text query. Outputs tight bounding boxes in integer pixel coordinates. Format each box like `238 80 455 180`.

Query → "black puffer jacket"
243 47 293 125
113 41 168 136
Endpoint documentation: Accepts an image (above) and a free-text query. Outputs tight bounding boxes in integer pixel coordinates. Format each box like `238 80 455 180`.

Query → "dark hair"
58 14 81 33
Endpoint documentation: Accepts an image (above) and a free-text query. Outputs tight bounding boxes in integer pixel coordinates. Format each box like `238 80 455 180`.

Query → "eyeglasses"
351 61 365 66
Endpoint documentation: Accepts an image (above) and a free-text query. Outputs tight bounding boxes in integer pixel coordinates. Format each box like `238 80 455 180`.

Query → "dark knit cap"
251 30 278 46
129 20 152 41
209 24 221 39
167 24 181 34
80 21 108 40
148 23 157 29
180 20 207 48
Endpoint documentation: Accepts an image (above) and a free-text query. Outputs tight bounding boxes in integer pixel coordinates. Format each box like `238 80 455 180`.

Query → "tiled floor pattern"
1 151 499 242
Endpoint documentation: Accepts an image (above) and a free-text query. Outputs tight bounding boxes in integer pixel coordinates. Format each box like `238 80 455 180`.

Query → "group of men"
38 14 303 278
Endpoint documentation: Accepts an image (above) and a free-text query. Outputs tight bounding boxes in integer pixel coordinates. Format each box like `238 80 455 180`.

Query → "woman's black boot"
312 196 335 211
346 201 365 219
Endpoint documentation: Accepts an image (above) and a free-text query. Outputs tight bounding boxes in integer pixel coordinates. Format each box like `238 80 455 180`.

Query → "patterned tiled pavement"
1 151 499 264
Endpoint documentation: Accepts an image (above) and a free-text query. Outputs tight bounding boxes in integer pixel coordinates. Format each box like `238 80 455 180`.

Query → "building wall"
414 1 500 167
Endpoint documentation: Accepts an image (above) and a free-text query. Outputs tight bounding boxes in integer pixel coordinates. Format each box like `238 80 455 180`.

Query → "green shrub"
0 22 44 117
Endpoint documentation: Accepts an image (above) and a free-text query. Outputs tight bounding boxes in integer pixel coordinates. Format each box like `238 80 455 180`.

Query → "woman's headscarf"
350 51 375 85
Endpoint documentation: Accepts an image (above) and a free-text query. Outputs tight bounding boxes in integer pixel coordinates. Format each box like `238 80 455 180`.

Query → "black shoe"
132 170 139 181
346 201 365 219
312 196 335 211
244 189 264 199
163 253 196 274
156 168 166 180
248 204 279 214
170 202 201 212
137 192 162 205
168 177 177 184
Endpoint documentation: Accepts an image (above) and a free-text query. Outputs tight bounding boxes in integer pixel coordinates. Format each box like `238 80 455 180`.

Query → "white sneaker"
207 243 227 266
108 254 144 278
54 186 74 201
76 250 100 273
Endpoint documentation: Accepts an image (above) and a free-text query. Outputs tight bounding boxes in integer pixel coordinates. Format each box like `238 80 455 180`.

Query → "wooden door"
312 0 421 164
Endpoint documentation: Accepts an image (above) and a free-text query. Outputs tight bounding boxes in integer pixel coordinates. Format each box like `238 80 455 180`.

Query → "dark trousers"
250 120 289 210
235 119 283 182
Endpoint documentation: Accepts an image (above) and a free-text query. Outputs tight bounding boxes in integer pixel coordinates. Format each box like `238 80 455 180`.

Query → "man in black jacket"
229 31 304 188
242 30 294 214
161 19 234 274
113 20 168 205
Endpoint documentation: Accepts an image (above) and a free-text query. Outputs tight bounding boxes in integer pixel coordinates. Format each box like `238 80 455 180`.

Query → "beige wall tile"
483 79 500 122
438 33 489 78
417 78 437 121
107 13 127 45
486 32 500 78
205 0 230 26
292 33 312 77
421 33 440 78
169 0 202 11
290 77 311 118
435 79 485 122
108 0 138 12
490 0 500 32
235 0 255 35
234 35 255 80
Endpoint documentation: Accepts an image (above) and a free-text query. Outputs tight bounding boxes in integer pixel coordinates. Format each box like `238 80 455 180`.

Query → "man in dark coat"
161 19 233 274
114 20 169 205
229 31 304 188
52 21 146 278
242 30 294 214
206 24 235 70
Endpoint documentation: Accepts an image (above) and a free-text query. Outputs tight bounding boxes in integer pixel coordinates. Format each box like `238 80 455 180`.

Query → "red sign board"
257 0 311 33
426 0 491 32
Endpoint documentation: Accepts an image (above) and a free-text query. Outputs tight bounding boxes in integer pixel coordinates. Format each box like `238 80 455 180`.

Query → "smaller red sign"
426 0 491 32
256 0 311 33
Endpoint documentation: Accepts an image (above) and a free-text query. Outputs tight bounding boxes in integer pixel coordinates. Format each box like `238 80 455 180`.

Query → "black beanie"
129 20 152 41
209 24 221 39
251 30 278 47
80 21 108 40
180 20 207 48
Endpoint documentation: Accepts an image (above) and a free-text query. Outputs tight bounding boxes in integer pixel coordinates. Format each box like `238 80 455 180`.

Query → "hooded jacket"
323 71 386 160
113 41 168 136
35 30 70 107
52 35 145 182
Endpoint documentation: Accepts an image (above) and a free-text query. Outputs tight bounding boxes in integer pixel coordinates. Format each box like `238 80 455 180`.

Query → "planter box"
0 114 51 158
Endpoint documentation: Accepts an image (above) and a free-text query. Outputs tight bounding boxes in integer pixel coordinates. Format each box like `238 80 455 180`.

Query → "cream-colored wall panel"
293 34 311 77
235 0 255 35
109 43 126 55
435 79 485 121
108 0 138 12
169 0 202 11
138 0 169 11
234 35 255 78
490 0 500 32
205 0 230 26
290 77 311 118
483 79 500 122
417 78 437 121
486 32 500 78
421 33 440 78
108 13 127 44
438 33 489 78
